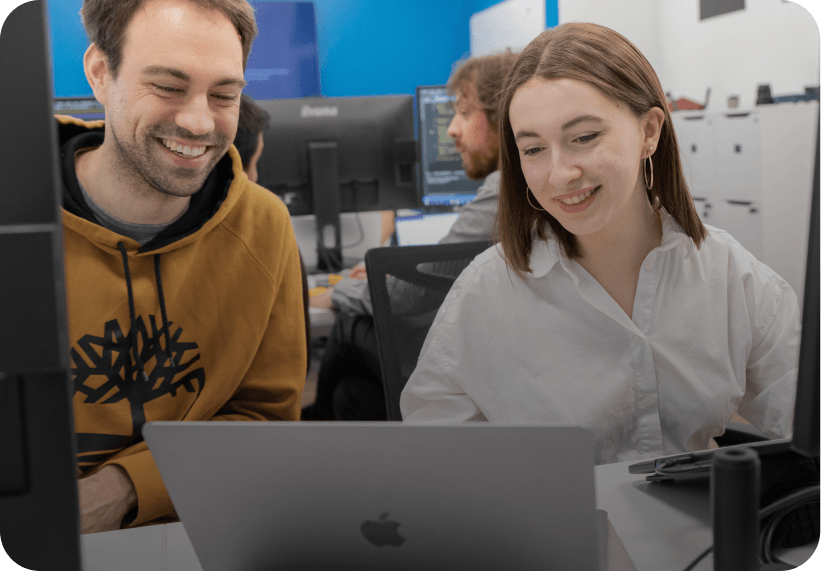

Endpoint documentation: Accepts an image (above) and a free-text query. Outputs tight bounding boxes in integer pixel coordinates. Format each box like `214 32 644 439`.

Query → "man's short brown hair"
446 52 519 132
81 0 258 77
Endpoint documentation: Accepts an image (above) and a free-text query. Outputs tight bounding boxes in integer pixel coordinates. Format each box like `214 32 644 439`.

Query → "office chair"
365 240 493 420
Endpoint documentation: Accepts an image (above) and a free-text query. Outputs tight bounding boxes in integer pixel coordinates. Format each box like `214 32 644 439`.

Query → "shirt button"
645 260 655 270
642 396 653 407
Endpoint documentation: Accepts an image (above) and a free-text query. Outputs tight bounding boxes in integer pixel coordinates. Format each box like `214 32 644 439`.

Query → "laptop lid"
143 422 600 571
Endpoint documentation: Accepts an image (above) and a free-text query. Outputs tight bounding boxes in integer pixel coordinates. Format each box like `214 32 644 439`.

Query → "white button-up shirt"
400 211 800 465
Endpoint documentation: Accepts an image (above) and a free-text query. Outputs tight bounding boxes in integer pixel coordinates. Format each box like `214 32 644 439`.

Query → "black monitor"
416 85 483 206
53 96 105 121
255 95 421 271
0 1 82 570
791 114 819 459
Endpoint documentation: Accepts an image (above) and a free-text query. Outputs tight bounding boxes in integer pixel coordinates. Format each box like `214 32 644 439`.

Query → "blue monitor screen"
416 85 482 206
245 2 321 100
48 0 321 100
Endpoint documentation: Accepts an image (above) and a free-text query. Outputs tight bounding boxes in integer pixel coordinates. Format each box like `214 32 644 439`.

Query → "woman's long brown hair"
495 23 707 277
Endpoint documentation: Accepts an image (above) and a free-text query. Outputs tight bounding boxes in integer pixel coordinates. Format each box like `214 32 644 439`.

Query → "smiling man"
59 0 306 533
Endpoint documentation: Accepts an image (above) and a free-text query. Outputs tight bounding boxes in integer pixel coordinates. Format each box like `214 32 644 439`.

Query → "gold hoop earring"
644 147 654 191
526 187 545 211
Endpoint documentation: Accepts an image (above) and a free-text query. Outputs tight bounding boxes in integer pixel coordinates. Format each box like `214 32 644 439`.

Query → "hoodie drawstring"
117 243 176 382
118 242 149 382
154 254 177 368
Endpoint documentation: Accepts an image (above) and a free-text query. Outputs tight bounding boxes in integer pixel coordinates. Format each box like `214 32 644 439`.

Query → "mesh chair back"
365 241 493 420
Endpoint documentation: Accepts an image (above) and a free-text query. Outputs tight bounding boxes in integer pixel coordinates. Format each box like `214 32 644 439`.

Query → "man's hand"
347 262 367 280
78 464 138 534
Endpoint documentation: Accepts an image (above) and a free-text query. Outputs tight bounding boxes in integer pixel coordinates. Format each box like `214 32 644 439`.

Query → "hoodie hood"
57 115 242 255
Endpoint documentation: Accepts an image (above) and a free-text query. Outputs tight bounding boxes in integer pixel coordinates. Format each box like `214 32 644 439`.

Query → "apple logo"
360 512 405 547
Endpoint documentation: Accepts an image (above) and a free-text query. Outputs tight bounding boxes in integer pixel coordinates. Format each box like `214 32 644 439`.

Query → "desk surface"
80 460 817 571
308 306 335 338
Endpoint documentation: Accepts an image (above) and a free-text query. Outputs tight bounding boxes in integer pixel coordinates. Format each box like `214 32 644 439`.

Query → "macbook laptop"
143 422 605 571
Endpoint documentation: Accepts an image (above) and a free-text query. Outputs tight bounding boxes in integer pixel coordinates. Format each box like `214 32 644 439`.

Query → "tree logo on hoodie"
70 315 204 467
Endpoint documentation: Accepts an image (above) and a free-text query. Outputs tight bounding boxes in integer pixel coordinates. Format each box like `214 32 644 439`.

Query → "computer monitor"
255 95 420 271
790 114 819 459
53 96 105 121
0 2 82 570
244 1 320 100
416 85 483 206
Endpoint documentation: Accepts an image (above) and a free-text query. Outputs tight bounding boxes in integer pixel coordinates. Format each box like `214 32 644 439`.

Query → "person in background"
65 0 305 533
233 93 269 184
303 52 519 421
401 23 799 465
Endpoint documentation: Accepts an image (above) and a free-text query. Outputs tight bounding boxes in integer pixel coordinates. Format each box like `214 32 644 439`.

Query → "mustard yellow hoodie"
58 116 306 526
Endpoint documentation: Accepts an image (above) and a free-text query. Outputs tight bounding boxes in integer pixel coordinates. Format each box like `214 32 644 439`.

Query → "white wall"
658 0 819 111
557 0 664 86
470 0 547 56
558 0 819 111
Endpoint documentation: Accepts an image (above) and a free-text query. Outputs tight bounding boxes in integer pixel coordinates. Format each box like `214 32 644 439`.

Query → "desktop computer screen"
53 96 105 121
49 0 320 100
255 95 421 270
244 2 321 100
416 85 482 206
791 115 819 458
0 2 82 570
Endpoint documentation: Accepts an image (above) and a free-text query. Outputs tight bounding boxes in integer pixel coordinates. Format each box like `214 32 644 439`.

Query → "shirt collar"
528 228 563 278
658 208 696 258
527 208 696 279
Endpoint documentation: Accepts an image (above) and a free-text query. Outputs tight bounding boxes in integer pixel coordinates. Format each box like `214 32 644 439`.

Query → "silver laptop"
143 422 603 571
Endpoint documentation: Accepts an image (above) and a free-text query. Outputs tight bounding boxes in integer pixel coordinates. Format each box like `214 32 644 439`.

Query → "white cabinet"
711 199 763 260
676 115 717 196
671 102 816 304
690 195 763 260
675 112 762 199
711 113 762 199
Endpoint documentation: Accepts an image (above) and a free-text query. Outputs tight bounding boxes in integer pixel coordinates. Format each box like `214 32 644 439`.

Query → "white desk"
595 462 817 570
80 460 816 571
308 306 335 338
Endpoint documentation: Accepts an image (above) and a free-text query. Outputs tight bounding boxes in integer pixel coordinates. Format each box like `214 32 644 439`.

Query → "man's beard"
110 122 229 198
463 147 498 180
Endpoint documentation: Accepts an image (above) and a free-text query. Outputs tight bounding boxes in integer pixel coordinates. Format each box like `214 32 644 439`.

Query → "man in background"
64 0 305 533
303 52 519 421
234 93 270 184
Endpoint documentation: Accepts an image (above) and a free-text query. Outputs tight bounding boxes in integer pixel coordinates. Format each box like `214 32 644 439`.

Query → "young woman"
399 23 800 465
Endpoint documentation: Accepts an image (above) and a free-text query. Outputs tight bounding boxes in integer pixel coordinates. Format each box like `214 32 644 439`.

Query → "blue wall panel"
286 0 468 96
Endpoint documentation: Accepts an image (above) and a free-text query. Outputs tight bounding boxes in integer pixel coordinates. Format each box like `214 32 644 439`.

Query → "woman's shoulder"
433 243 514 316
452 243 508 290
698 224 793 293
699 223 762 265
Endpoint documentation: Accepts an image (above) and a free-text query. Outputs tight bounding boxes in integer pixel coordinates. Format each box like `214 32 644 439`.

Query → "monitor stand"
308 141 343 272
